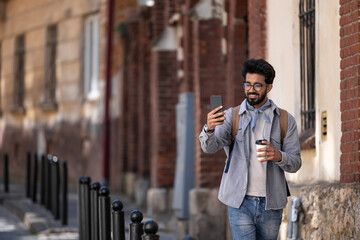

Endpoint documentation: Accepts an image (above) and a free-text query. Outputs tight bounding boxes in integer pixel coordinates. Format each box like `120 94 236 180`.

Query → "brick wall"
137 11 152 177
192 0 248 188
106 0 249 189
226 0 247 107
128 21 141 173
152 0 166 41
194 19 228 188
179 0 197 93
339 0 360 183
102 0 138 187
121 35 130 173
111 0 180 188
150 51 178 188
248 0 267 59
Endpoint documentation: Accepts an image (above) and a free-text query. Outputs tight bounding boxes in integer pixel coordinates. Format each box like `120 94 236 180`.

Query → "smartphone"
210 95 224 121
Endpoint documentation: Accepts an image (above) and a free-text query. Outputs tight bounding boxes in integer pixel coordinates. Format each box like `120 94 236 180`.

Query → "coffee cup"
255 139 267 161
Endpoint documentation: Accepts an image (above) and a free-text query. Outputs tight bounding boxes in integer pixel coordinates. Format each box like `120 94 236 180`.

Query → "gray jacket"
199 99 301 210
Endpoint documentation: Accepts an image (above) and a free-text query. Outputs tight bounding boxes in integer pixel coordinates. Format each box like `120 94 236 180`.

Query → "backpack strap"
279 108 288 145
231 105 240 140
279 108 290 196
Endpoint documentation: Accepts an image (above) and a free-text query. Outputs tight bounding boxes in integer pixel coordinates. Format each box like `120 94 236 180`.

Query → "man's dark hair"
241 59 276 84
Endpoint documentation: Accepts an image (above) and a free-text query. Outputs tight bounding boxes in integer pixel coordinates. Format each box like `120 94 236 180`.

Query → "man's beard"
246 91 267 106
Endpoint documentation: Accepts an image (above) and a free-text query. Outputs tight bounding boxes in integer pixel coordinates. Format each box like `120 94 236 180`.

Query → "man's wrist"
204 124 214 133
276 151 283 163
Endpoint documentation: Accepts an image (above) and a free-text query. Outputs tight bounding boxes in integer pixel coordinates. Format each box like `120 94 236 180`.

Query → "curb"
3 198 62 234
1 189 176 240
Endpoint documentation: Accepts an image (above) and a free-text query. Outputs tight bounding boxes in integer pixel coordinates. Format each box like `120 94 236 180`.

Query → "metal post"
78 176 91 240
98 186 111 240
102 0 115 186
142 220 159 240
61 160 68 226
4 153 9 193
32 153 38 202
26 152 31 198
51 156 60 219
46 155 52 210
130 210 143 240
112 200 125 240
90 181 101 240
40 154 46 205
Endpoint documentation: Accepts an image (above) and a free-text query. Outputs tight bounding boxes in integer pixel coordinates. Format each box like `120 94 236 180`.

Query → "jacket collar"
239 99 280 116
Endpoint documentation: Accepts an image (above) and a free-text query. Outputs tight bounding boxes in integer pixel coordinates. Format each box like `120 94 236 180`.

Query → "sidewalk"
0 181 176 240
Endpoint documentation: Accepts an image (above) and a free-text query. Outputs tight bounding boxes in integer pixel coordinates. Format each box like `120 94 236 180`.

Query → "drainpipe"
102 0 114 186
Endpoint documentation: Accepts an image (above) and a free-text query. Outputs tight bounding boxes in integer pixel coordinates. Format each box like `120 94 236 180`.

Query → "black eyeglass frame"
242 82 268 91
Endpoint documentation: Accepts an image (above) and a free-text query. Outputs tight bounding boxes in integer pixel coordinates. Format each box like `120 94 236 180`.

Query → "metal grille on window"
12 34 25 112
44 24 57 106
299 0 315 131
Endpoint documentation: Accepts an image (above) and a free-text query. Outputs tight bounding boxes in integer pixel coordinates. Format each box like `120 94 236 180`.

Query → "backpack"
231 105 288 144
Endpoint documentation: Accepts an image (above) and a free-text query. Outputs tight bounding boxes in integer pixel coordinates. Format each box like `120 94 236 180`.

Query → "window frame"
40 24 58 110
299 0 316 148
11 34 26 114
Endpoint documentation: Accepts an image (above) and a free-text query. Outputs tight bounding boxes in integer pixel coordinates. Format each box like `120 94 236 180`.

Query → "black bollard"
78 176 91 240
51 156 60 219
32 153 38 203
45 154 52 210
26 152 31 198
130 210 144 240
4 153 9 193
98 186 111 240
112 200 125 240
142 220 159 240
40 154 46 205
90 182 101 240
61 160 68 226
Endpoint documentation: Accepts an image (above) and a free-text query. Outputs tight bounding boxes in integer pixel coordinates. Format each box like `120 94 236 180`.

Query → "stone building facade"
1 0 359 239
0 0 112 186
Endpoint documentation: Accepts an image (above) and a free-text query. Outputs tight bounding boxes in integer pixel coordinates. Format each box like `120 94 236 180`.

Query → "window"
12 34 25 113
299 0 315 131
83 14 100 99
41 24 58 109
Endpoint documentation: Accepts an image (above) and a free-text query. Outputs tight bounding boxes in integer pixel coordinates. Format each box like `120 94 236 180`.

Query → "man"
199 59 302 240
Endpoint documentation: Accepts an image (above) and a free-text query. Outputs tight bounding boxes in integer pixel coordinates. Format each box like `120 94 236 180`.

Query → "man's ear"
266 84 273 93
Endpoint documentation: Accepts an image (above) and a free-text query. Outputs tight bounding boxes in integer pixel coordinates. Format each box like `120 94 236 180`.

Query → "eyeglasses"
243 82 268 92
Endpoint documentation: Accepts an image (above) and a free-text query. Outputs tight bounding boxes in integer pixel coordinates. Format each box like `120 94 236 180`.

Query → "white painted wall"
266 0 341 183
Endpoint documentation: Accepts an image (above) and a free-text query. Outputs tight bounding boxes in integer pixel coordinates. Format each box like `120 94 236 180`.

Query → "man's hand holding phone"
207 106 226 131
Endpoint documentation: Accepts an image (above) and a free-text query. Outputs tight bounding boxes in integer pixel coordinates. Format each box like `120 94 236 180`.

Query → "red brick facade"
193 19 228 187
150 51 178 188
339 0 360 183
110 0 251 189
248 0 267 59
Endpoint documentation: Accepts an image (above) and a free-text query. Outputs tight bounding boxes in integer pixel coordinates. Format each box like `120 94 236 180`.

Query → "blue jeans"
228 196 283 240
